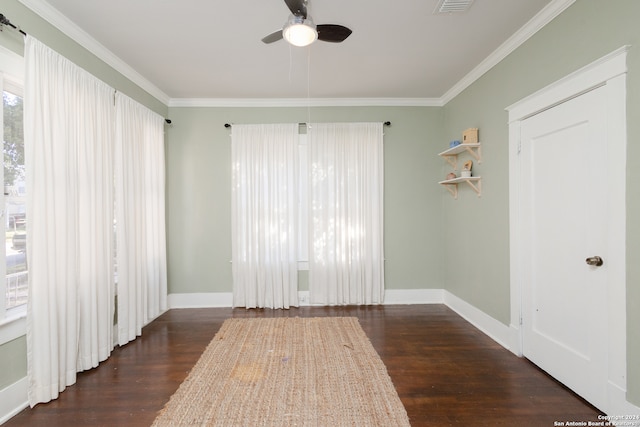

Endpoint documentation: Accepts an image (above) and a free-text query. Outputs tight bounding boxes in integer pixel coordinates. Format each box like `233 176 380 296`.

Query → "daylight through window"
3 85 26 314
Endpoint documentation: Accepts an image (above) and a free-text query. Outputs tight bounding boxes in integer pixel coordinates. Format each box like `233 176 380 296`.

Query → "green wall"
0 336 26 389
441 0 640 406
165 106 444 294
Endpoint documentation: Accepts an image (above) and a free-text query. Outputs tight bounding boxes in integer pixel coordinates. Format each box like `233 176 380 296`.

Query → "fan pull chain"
307 46 312 128
288 43 293 83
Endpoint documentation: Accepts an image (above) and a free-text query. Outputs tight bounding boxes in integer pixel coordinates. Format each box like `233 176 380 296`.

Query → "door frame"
506 46 628 414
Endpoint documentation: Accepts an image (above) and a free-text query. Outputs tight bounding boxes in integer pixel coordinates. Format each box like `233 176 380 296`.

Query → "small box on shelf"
462 128 478 144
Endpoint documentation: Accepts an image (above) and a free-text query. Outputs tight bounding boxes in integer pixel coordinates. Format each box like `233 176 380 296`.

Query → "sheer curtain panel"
308 123 384 305
24 36 115 406
231 124 299 309
115 93 167 345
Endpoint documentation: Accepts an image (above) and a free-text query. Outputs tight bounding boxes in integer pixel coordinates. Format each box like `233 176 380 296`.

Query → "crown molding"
18 0 574 109
168 97 442 108
17 0 170 105
440 0 577 105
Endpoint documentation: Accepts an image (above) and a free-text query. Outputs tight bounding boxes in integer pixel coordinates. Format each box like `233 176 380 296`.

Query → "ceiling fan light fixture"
283 15 317 47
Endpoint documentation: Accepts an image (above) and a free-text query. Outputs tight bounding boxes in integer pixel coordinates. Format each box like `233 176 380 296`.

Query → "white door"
519 85 609 410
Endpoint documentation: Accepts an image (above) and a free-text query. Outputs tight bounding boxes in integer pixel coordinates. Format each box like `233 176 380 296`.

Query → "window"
231 123 384 307
1 45 26 324
3 84 26 314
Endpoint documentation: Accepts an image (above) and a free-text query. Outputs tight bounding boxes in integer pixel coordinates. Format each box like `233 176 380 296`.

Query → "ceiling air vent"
433 0 475 14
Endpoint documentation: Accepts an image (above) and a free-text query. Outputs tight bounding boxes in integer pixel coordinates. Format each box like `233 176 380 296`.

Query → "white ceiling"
22 0 564 104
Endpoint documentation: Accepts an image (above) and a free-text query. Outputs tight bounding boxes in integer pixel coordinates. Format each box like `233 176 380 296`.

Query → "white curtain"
231 124 299 309
308 123 384 305
24 36 167 406
114 93 167 345
24 36 115 406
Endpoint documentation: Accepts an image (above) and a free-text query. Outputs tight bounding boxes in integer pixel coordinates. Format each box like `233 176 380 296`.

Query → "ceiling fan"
261 0 352 47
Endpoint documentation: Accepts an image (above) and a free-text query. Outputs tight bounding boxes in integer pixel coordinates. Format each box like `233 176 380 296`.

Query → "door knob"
585 256 603 267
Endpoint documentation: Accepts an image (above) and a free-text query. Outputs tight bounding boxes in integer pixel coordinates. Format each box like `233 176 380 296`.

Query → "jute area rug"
152 317 411 426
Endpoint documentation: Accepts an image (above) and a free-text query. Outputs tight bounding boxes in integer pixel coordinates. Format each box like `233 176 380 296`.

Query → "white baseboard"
608 380 640 417
167 289 515 352
167 288 446 309
0 377 28 425
167 292 233 308
443 291 520 355
383 288 444 304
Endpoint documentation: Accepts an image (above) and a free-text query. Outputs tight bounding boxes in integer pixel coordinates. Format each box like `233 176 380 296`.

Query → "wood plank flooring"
5 305 602 426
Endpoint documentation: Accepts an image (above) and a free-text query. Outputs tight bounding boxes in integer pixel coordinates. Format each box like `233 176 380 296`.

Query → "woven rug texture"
152 316 410 426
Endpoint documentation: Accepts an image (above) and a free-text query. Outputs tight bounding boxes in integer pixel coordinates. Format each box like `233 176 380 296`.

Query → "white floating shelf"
438 143 482 169
438 176 482 199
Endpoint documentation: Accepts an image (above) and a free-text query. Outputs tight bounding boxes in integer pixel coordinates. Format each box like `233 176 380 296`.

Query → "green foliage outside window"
3 91 24 187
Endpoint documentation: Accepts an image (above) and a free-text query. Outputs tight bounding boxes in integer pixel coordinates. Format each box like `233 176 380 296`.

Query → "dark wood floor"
6 305 602 426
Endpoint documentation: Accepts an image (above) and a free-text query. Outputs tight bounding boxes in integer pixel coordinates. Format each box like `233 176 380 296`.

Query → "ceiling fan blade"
284 0 307 18
317 24 352 43
262 30 283 44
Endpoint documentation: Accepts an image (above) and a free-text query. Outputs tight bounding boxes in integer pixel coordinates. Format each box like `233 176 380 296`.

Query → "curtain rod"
0 14 27 36
224 121 391 128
